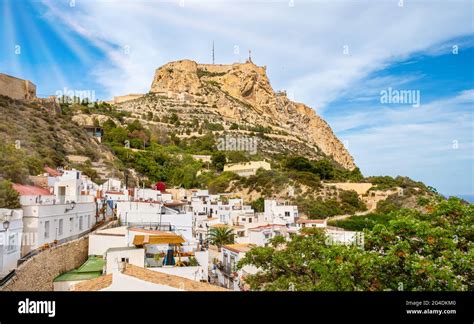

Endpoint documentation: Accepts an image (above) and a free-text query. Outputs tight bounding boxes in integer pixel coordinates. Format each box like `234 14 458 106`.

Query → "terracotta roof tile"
124 264 228 291
12 183 52 196
43 166 62 177
223 243 256 253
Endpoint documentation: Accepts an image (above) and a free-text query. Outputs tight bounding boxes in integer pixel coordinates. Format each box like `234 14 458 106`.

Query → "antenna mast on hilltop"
212 41 215 64
248 49 252 62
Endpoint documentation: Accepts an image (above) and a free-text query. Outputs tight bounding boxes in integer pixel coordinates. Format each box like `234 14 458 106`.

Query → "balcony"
216 262 237 277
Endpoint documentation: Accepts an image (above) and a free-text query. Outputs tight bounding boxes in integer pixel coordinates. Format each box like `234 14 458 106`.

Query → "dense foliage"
367 175 428 192
293 190 367 219
208 226 235 250
283 156 364 182
0 179 21 209
239 198 473 291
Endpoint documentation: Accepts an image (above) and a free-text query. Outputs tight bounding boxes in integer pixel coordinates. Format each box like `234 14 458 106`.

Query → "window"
7 233 17 253
87 215 90 228
248 218 252 223
223 252 228 267
44 221 50 239
241 218 246 222
285 211 290 217
79 216 83 231
121 257 129 263
69 217 74 232
58 219 63 236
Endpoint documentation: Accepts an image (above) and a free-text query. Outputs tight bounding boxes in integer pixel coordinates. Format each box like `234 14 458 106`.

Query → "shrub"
0 180 20 209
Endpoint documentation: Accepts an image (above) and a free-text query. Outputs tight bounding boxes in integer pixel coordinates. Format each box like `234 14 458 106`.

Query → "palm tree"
208 226 235 251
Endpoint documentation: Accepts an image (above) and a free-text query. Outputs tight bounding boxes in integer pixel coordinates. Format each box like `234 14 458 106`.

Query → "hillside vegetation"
0 95 121 184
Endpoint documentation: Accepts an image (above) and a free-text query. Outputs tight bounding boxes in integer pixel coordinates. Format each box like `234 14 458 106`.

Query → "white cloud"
36 0 473 195
336 90 474 195
39 0 472 102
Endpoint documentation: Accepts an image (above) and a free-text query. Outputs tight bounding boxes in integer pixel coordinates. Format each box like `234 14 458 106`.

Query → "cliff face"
126 59 355 169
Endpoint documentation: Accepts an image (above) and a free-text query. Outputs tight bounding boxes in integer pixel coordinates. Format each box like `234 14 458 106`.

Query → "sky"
0 0 473 197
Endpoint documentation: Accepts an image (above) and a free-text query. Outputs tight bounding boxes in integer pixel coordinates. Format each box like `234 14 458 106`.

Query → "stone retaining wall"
0 221 117 291
0 237 88 291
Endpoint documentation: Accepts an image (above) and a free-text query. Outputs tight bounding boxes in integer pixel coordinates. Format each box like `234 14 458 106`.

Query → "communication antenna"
212 41 215 64
248 49 252 62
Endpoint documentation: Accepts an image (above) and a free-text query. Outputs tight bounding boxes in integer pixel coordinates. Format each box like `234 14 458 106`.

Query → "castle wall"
0 73 36 100
114 94 144 104
197 64 233 74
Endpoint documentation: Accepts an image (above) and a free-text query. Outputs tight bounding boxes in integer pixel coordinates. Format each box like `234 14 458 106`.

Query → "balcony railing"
216 262 236 277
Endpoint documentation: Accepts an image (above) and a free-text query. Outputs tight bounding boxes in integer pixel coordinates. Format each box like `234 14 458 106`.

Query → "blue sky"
1 0 473 196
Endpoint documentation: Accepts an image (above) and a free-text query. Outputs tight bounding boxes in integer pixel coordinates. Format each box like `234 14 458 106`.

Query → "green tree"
0 143 30 184
313 159 335 180
239 198 473 291
229 123 239 130
104 127 129 145
211 151 226 171
251 197 265 213
284 156 314 173
0 180 20 209
208 226 235 251
102 118 117 131
226 151 249 163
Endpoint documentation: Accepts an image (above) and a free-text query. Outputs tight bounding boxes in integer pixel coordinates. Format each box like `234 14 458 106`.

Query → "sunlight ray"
2 0 23 77
16 3 69 96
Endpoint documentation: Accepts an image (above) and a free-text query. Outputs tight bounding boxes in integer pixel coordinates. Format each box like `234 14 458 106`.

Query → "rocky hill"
0 95 121 184
116 59 355 169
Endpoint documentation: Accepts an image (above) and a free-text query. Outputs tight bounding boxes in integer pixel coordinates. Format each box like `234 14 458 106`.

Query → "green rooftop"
76 255 105 272
54 256 105 282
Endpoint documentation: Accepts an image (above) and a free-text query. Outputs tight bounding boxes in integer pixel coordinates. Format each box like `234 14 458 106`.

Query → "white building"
88 226 129 256
0 209 23 276
246 224 289 246
102 178 122 192
104 189 130 202
13 171 97 256
191 193 249 224
218 243 258 291
134 188 172 202
105 247 145 274
263 200 298 225
116 201 193 242
296 218 327 230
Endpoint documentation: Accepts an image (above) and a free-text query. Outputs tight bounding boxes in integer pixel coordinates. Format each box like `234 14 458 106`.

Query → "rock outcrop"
122 59 355 169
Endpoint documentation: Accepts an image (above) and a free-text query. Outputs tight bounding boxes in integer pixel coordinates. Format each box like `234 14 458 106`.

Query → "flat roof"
106 247 141 252
223 243 255 253
248 224 287 231
129 227 174 235
77 256 105 272
133 234 185 246
54 256 104 282
96 226 128 235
